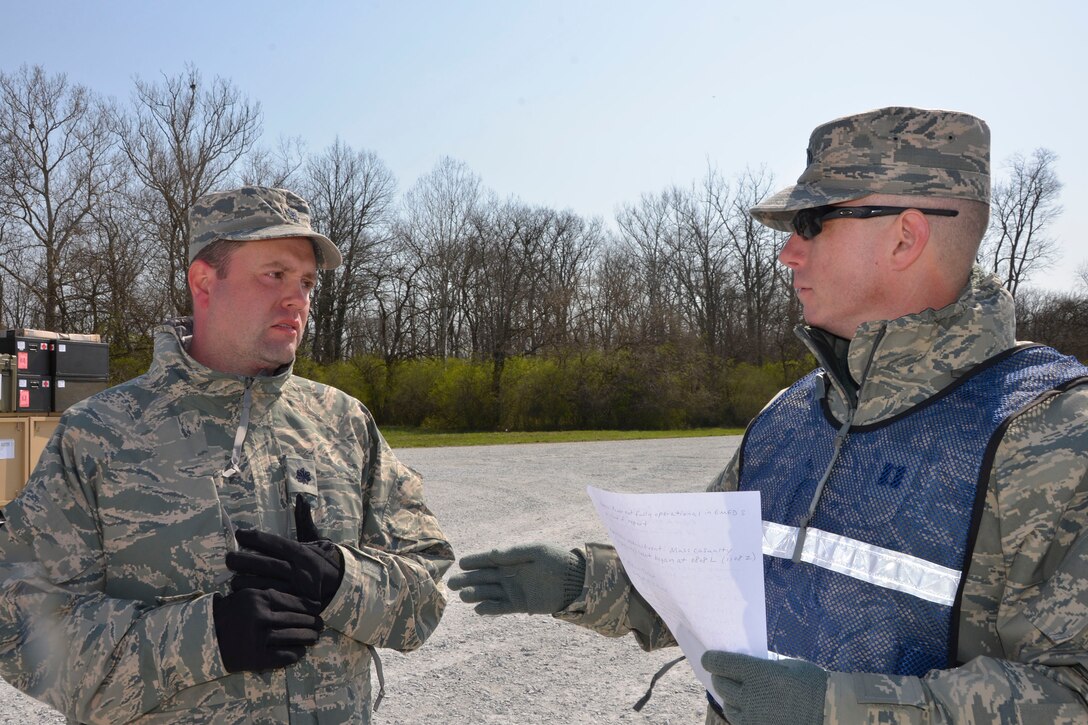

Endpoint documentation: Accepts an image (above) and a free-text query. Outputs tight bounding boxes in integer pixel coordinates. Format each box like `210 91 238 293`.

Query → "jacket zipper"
214 377 255 581
790 324 887 562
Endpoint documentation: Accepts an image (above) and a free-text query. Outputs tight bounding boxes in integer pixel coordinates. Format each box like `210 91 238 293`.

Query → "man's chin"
259 345 297 372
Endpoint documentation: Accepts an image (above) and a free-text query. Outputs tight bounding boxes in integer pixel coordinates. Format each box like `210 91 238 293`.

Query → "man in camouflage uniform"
0 186 453 723
449 108 1088 723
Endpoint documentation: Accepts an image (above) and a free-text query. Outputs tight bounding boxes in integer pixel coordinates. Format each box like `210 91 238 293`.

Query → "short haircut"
191 237 325 279
191 238 246 279
929 198 989 269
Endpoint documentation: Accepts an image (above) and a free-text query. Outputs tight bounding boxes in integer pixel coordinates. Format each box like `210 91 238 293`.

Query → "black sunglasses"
790 205 959 240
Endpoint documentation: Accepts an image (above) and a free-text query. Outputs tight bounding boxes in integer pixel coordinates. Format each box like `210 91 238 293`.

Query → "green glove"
447 544 587 615
701 651 827 725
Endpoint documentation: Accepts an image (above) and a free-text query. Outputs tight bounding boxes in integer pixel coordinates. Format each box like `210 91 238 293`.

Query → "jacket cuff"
554 543 628 632
201 594 230 680
825 670 927 724
321 543 380 632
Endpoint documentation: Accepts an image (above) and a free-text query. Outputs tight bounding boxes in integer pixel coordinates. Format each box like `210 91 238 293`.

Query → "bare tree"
464 200 546 388
240 135 306 189
587 241 643 349
367 227 428 364
114 65 261 316
400 157 483 359
725 167 789 364
0 64 115 331
532 210 602 350
616 190 682 346
981 148 1063 297
1015 287 1088 362
0 205 12 326
303 138 397 363
85 171 165 359
664 168 734 358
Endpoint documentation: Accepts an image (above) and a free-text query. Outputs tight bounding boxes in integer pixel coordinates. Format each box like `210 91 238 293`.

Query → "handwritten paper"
586 486 766 704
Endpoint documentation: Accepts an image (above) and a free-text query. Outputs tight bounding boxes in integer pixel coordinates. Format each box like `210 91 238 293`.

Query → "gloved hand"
447 544 586 615
227 495 345 611
212 588 323 673
701 650 827 725
293 493 323 543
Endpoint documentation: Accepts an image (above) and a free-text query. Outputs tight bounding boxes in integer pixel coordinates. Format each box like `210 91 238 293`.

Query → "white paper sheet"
586 486 767 704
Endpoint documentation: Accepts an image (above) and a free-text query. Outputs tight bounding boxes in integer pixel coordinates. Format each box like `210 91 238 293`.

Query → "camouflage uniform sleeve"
554 450 744 649
553 542 676 650
321 421 454 652
821 383 1088 724
0 420 226 724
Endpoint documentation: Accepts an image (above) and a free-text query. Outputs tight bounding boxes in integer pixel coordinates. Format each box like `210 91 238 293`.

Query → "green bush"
499 356 576 430
292 348 813 433
109 351 153 386
385 358 446 427
424 358 496 430
724 358 813 424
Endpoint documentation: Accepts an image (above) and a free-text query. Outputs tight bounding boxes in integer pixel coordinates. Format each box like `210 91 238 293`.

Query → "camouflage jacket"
0 320 453 724
557 270 1088 724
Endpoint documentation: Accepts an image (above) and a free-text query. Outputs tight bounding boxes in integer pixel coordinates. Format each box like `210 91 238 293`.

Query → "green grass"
381 426 744 448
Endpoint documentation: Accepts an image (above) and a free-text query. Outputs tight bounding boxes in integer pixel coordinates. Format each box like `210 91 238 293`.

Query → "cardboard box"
28 416 60 478
5 328 101 343
0 418 29 505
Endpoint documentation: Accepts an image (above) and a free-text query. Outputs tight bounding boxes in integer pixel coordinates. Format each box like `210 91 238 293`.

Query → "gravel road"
1 435 740 724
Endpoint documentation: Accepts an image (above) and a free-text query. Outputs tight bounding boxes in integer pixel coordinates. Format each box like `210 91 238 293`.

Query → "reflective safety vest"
738 345 1088 676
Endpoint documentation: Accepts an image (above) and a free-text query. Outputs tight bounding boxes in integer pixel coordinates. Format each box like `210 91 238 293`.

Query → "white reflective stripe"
763 521 800 559
761 521 961 606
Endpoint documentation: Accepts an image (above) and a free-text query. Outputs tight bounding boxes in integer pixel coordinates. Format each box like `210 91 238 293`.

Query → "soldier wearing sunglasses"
450 107 1088 724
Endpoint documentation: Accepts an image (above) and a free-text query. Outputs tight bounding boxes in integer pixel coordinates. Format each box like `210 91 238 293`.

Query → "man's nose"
283 281 311 308
778 233 806 268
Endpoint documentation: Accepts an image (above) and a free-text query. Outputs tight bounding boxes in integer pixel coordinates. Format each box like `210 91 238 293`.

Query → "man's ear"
188 260 215 310
888 209 931 271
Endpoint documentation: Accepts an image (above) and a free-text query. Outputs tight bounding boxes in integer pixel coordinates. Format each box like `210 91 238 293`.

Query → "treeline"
2 64 1085 430
295 350 813 432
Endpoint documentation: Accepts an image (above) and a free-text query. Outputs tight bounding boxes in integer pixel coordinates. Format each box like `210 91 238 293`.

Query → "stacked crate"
1 329 110 506
1 332 52 413
1 328 109 414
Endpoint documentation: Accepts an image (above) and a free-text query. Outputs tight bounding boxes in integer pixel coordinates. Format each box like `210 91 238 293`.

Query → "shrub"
499 356 576 430
385 358 446 427
424 358 496 430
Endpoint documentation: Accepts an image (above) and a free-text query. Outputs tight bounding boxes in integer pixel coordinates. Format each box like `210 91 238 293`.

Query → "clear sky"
4 0 1086 292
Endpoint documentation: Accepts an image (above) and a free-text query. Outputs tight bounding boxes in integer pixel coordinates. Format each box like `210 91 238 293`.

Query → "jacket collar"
146 317 294 399
798 268 1018 424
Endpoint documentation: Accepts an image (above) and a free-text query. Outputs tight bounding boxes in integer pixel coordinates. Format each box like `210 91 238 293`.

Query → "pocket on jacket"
147 675 246 715
284 455 363 544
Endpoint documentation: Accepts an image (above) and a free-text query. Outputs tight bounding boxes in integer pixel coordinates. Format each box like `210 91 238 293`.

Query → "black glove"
701 650 827 725
227 495 345 611
293 493 323 543
447 544 586 615
212 588 323 673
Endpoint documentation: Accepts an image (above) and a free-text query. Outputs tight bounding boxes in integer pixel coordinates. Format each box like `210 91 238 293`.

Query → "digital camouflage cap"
188 186 342 269
750 107 990 233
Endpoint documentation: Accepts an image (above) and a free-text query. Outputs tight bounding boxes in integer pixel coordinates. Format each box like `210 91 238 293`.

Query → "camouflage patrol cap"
188 186 342 269
751 107 990 232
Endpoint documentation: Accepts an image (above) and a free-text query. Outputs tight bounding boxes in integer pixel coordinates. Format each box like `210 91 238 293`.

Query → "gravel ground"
1 435 740 724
